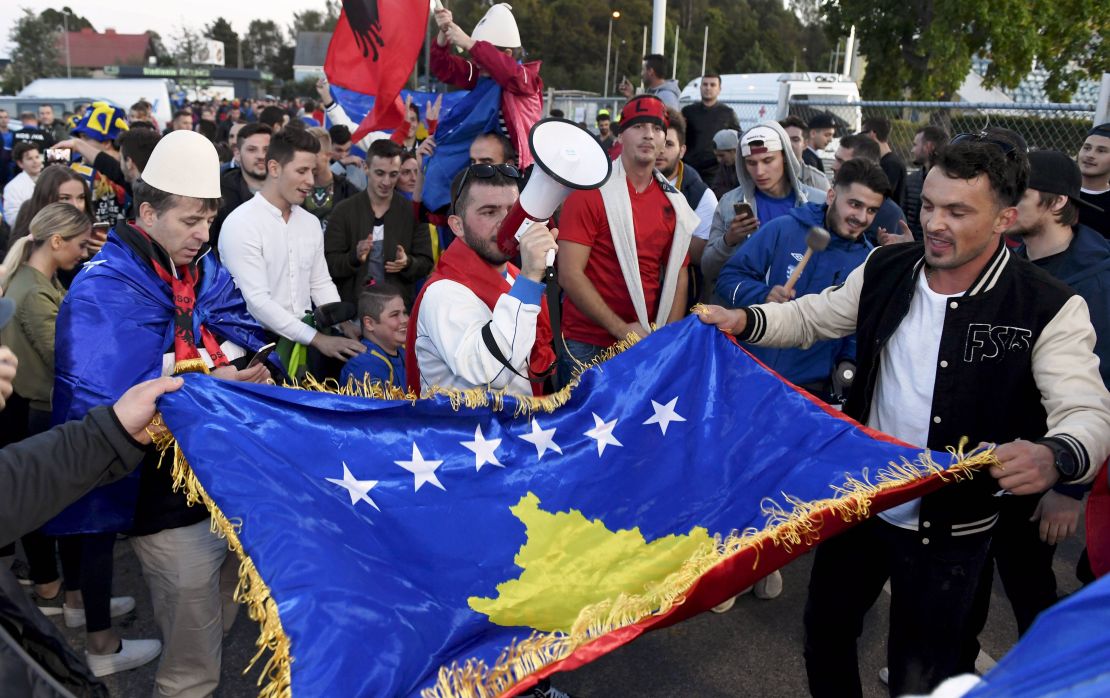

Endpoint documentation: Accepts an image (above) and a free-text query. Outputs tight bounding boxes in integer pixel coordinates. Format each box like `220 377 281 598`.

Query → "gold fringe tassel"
153 437 292 698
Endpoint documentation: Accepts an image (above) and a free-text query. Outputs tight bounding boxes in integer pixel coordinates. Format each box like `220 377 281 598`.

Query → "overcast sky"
1 1 326 58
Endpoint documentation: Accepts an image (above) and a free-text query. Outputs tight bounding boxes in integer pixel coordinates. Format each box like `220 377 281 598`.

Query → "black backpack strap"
480 321 554 384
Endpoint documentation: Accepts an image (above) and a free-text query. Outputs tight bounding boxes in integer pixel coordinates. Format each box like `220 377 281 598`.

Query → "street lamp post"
62 10 72 78
613 40 624 95
603 11 620 98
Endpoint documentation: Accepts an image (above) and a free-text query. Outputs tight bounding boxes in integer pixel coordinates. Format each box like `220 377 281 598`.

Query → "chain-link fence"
546 94 1096 168
787 99 1097 167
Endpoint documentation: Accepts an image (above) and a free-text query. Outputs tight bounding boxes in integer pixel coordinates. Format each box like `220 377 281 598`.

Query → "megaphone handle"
545 249 556 267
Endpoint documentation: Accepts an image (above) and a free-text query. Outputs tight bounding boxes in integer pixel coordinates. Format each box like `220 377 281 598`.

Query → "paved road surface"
32 520 1085 697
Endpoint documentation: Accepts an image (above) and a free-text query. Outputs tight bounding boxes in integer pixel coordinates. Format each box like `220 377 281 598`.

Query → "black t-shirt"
880 151 907 208
1030 249 1068 278
681 102 740 181
1080 188 1110 239
11 127 53 152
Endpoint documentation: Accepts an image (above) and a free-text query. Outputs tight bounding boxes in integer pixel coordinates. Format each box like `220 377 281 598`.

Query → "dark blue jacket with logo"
715 202 872 387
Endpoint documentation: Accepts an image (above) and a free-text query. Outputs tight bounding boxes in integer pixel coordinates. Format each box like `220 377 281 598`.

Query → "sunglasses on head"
950 131 1018 158
451 163 522 213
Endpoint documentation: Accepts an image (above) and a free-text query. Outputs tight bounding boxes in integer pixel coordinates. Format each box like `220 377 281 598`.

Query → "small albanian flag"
325 0 429 140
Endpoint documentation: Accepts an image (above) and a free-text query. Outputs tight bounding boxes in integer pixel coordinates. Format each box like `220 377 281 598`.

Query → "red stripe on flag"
324 0 430 140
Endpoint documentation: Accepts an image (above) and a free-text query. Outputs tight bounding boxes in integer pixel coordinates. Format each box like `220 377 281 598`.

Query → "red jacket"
430 40 543 169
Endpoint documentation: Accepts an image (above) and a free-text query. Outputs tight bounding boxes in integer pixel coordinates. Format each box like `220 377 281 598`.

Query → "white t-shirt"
870 270 948 529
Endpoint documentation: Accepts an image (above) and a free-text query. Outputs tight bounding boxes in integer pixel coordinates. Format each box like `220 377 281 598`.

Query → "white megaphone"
497 118 613 267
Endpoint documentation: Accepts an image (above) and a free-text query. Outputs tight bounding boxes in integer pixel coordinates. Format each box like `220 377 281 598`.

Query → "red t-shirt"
558 179 684 346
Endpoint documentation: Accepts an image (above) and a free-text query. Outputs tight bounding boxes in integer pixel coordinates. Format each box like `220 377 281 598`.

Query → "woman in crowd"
0 202 155 677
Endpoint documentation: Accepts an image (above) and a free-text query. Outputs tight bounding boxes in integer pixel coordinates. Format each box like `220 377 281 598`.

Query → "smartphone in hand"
247 342 277 368
733 202 754 219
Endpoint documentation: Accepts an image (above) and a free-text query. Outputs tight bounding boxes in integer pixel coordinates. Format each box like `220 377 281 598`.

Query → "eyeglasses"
950 131 1018 158
451 163 522 213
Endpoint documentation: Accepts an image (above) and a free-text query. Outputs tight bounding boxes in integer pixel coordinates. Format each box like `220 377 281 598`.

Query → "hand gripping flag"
325 0 430 140
156 316 996 697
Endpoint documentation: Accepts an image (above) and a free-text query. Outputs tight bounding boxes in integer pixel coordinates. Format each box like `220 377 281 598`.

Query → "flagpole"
701 26 708 77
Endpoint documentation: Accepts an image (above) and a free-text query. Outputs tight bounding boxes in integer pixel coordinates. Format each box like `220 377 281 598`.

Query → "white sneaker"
63 596 137 628
711 595 737 613
85 638 162 677
753 570 783 599
879 666 889 685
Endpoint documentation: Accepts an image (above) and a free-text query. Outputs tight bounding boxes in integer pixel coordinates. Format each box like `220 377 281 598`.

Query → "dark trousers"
803 517 990 697
557 338 607 389
960 494 1059 668
58 532 117 633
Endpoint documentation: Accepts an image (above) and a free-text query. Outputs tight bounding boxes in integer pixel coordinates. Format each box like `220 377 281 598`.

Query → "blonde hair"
307 126 331 152
0 203 92 289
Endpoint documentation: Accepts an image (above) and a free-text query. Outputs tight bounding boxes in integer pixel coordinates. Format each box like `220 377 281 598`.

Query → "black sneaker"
10 558 34 587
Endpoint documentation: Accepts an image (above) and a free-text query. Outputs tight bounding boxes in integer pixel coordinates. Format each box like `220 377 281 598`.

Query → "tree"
828 0 1110 101
242 19 290 77
205 17 241 69
291 1 340 35
4 9 62 92
40 6 94 32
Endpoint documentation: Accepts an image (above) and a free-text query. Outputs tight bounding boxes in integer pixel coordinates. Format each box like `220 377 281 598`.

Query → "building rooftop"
58 28 153 69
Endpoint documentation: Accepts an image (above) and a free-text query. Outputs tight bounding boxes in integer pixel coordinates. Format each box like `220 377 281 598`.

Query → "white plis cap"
141 130 222 198
472 3 521 48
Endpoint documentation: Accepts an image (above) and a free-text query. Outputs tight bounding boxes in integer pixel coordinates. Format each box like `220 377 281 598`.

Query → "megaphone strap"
481 321 555 383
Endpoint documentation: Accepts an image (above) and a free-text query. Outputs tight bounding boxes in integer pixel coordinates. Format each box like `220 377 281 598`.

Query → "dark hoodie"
715 201 872 389
1020 224 1110 388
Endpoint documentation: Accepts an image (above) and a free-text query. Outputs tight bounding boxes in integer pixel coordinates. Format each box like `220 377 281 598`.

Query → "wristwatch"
1038 438 1079 480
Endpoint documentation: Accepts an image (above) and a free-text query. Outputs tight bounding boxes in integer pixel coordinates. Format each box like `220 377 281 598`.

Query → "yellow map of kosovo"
468 492 714 633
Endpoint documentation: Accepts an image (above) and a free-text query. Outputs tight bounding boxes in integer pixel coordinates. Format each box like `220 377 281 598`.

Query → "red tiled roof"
57 28 152 69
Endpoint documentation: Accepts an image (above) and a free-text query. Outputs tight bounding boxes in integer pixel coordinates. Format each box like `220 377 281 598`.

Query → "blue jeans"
803 517 991 697
557 338 608 389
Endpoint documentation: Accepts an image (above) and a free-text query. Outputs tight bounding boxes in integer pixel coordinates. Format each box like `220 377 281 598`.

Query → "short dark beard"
463 230 510 266
242 167 266 184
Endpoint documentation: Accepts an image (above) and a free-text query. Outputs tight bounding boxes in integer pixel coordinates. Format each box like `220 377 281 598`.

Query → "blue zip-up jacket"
715 202 872 387
1019 224 1110 389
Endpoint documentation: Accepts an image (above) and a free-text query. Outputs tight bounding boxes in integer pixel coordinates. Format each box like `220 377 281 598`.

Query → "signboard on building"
196 40 226 66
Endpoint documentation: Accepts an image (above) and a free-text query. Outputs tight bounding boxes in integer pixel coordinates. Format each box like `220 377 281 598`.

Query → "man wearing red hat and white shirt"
556 95 698 382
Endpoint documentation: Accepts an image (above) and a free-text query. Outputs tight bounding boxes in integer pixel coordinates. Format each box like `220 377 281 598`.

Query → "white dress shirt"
219 192 341 345
3 171 35 229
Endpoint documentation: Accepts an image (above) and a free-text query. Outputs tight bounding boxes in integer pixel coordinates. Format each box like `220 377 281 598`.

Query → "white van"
679 72 862 134
18 78 174 129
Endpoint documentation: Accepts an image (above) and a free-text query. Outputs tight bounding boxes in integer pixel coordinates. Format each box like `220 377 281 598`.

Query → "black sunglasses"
950 131 1018 158
451 163 522 213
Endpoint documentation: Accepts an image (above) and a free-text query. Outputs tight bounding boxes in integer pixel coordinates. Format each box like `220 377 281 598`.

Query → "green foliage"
40 7 94 32
435 0 828 93
242 19 292 80
291 2 341 35
4 9 63 92
205 18 241 69
829 0 1109 101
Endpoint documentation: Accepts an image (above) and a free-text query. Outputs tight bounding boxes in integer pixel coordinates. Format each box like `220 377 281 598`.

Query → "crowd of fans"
1 3 1109 697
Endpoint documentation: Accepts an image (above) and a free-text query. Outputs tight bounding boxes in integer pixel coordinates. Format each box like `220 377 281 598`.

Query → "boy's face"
363 296 409 352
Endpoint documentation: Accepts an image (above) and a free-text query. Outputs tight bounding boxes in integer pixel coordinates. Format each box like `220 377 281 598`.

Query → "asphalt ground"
17 519 1085 697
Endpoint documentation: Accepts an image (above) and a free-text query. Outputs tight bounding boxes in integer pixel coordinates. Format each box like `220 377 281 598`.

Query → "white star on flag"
520 418 562 459
584 413 622 456
643 397 687 435
461 424 502 471
325 462 380 510
395 443 446 491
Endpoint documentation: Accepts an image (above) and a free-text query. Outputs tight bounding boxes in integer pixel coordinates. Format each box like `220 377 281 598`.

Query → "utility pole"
604 11 620 98
62 10 72 78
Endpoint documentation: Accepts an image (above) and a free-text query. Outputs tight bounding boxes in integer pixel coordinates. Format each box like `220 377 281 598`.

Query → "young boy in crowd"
341 283 409 390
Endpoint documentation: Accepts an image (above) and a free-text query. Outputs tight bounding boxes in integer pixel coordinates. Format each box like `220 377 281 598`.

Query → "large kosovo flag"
157 316 992 697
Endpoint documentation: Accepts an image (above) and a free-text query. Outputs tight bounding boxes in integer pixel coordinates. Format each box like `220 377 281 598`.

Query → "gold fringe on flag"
151 434 292 698
152 324 998 698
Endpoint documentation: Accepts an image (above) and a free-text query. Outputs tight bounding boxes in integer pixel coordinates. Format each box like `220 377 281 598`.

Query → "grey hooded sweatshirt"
700 120 828 296
646 80 682 109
